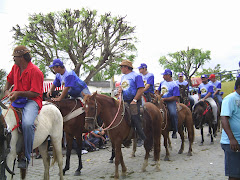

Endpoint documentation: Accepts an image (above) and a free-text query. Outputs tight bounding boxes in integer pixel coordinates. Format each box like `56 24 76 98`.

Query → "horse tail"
20 168 26 179
51 146 57 167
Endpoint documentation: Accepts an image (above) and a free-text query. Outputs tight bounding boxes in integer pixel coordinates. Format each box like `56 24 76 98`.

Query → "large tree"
159 47 211 85
12 8 137 83
0 69 6 89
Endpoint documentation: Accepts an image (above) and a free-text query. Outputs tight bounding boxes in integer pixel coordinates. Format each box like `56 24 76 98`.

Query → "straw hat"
120 60 133 68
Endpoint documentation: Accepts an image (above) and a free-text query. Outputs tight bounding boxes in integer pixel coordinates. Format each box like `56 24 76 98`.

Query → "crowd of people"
1 45 239 179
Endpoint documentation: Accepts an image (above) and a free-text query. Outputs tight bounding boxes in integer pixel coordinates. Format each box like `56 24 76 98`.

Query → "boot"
131 115 146 141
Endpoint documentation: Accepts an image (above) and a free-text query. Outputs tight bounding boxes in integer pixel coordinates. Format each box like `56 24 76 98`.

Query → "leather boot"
131 115 146 141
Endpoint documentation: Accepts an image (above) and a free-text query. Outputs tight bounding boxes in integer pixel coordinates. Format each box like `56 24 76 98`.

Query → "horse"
3 103 64 180
83 92 162 179
47 98 86 176
151 94 194 161
192 100 218 145
179 85 193 111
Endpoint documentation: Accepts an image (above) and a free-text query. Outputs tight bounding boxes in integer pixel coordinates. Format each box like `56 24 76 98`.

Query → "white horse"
2 103 64 180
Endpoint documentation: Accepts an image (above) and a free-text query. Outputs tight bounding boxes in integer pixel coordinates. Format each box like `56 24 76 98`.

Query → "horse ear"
92 91 97 98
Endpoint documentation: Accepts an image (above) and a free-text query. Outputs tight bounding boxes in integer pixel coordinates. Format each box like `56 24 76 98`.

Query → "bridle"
85 98 99 128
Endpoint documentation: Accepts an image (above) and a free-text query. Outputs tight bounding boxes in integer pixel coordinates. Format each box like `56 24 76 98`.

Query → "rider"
175 72 195 109
156 69 180 139
4 45 44 168
118 60 146 143
209 74 222 108
47 58 91 101
198 74 218 125
138 63 154 102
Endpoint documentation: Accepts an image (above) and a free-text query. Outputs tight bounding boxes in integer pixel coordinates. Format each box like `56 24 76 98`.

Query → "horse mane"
194 101 205 109
96 94 118 107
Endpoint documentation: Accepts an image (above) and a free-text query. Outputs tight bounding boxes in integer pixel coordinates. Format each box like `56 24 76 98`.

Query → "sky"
1 0 240 83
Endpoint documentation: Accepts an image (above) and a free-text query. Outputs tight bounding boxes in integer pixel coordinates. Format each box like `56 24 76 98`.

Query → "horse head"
83 92 98 131
192 101 205 129
179 85 189 102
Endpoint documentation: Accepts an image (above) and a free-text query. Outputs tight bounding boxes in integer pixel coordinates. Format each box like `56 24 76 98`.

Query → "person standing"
198 74 218 125
47 58 91 101
118 60 146 143
220 78 240 180
175 72 195 108
138 63 154 102
156 69 180 139
209 74 222 108
4 45 44 168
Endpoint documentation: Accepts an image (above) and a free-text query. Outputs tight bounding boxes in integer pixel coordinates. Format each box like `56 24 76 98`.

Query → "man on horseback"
119 60 146 144
156 69 180 139
198 74 217 125
138 63 154 102
220 78 240 180
209 74 222 108
47 58 91 100
175 72 195 108
4 45 44 169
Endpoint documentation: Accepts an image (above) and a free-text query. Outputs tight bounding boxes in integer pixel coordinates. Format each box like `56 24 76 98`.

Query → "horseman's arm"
133 87 144 101
162 96 179 102
47 84 56 98
221 116 239 152
202 92 212 101
3 81 12 96
51 87 70 101
8 91 39 102
213 89 220 96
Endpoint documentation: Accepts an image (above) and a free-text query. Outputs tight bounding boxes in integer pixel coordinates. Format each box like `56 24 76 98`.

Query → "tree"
0 69 7 89
159 47 211 85
12 8 137 83
195 64 235 82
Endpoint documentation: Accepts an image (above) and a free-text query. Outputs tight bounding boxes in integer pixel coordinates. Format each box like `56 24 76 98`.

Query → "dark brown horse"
192 100 218 145
151 94 194 161
83 92 162 179
47 99 86 176
179 85 193 111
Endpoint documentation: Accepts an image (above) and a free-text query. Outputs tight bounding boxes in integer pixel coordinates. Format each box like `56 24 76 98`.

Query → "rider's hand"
47 91 52 98
8 91 20 102
229 138 239 152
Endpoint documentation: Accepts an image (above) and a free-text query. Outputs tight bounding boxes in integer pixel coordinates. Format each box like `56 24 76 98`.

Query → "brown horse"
47 99 86 176
83 92 162 179
151 94 194 161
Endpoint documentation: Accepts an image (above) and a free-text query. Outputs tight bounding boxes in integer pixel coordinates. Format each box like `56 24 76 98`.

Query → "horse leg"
186 121 194 156
109 143 115 163
178 126 184 154
209 126 214 144
163 132 170 161
131 137 137 157
200 128 204 145
38 141 50 180
167 134 172 150
114 142 126 179
63 134 73 175
153 131 161 171
142 136 152 172
74 136 83 176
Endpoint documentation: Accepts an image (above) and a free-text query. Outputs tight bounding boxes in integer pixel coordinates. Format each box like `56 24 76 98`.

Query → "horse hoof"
164 156 170 161
187 152 192 156
178 150 183 154
74 171 81 176
199 143 203 146
210 141 214 145
109 159 114 163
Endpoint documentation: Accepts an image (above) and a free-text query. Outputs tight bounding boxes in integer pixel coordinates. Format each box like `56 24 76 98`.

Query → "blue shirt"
209 80 221 94
198 82 213 98
53 70 87 97
0 107 2 116
121 71 144 101
158 80 180 98
220 92 240 144
141 72 154 94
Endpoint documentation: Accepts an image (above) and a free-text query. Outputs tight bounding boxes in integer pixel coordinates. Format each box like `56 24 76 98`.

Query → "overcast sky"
1 0 240 82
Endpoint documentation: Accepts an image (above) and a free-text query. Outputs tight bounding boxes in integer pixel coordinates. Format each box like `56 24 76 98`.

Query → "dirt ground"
12 126 227 180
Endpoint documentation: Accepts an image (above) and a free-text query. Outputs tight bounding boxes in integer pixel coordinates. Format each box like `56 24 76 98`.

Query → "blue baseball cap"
239 61 240 67
162 69 172 75
178 72 184 77
138 63 147 69
201 74 208 78
49 58 63 68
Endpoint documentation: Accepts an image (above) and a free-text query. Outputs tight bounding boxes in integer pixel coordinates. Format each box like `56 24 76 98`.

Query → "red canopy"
43 81 64 93
191 77 202 87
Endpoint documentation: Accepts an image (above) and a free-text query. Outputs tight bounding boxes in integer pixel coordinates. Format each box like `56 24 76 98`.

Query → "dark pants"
165 101 178 132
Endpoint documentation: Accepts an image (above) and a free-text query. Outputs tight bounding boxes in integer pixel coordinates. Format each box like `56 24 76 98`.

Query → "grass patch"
221 81 235 98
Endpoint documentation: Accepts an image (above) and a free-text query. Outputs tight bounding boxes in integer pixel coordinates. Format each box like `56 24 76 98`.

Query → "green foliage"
0 69 7 90
195 64 234 82
159 47 211 84
12 8 137 83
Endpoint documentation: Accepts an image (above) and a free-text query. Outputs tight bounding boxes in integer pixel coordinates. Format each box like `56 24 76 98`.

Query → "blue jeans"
72 87 91 99
22 100 39 162
215 94 222 108
165 101 178 132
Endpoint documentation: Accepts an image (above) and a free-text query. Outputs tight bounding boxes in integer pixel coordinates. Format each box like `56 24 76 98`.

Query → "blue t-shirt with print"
209 80 221 95
121 71 145 101
141 72 154 94
198 82 213 98
220 92 240 144
175 80 189 91
158 80 180 98
53 70 87 97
